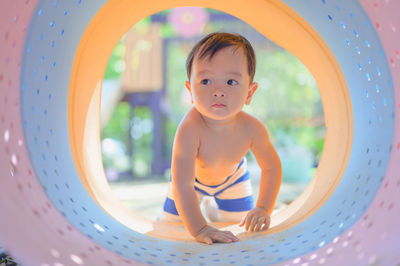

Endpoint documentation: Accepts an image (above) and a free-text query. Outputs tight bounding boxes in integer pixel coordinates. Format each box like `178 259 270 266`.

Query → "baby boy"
162 32 282 245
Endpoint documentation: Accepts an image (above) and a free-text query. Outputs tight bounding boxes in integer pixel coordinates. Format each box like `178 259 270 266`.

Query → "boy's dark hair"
186 32 256 83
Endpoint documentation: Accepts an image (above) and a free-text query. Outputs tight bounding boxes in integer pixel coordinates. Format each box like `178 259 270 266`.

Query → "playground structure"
0 0 399 265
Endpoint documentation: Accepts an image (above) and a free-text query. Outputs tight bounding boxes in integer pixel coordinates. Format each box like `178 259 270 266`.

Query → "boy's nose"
213 89 225 97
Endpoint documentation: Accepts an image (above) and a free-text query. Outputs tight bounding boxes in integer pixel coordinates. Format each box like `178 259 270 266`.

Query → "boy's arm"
240 119 282 231
171 121 239 244
171 122 206 236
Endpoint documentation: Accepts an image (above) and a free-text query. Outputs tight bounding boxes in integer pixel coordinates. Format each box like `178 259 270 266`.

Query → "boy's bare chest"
196 130 251 178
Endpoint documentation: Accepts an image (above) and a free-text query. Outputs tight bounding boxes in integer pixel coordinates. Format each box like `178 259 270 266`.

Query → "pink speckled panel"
0 1 142 265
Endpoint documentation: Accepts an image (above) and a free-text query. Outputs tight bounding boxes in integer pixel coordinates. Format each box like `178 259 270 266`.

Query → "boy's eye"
201 79 211 85
227 79 238 85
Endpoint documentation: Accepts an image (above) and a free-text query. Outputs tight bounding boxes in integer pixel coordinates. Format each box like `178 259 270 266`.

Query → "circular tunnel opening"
100 8 326 226
67 0 352 240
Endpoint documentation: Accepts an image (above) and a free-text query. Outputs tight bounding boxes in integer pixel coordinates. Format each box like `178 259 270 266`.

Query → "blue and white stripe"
163 158 254 222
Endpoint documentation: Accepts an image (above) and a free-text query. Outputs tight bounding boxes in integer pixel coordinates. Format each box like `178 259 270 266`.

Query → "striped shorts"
162 158 254 222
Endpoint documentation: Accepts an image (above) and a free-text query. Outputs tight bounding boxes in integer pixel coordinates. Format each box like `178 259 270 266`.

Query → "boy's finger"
245 215 253 231
264 219 271 230
202 237 213 245
254 221 262 232
222 231 239 241
249 216 258 232
222 231 239 242
255 217 265 231
257 217 268 231
239 217 246 227
228 231 239 240
260 224 269 231
242 216 248 230
213 234 232 243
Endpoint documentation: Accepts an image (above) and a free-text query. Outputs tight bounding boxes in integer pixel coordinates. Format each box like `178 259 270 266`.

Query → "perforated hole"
3 129 10 142
70 254 84 265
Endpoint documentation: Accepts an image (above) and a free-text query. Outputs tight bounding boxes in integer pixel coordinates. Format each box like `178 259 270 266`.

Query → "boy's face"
185 46 258 122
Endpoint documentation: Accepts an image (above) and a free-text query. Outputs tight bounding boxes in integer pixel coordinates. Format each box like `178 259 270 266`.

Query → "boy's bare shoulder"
179 107 202 129
175 107 202 141
238 111 266 132
239 112 272 151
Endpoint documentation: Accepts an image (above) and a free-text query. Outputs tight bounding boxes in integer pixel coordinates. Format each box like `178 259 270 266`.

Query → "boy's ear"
185 81 194 103
245 82 258 105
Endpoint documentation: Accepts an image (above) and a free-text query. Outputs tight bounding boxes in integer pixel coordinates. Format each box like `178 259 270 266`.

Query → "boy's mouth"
212 103 226 108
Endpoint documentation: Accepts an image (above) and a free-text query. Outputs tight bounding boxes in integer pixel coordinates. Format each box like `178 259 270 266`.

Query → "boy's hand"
239 207 271 232
194 225 239 245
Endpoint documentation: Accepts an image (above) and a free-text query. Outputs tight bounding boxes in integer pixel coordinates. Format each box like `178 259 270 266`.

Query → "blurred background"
100 7 326 220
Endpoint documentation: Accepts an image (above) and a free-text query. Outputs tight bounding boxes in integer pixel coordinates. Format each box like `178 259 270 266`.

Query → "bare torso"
185 107 253 185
